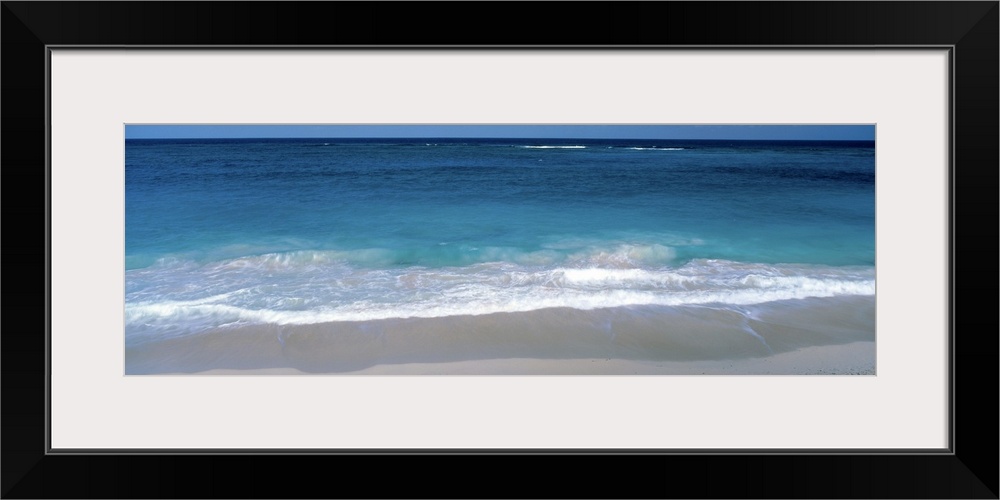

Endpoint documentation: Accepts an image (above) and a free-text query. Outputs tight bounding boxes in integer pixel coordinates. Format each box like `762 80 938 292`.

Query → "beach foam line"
126 256 874 338
125 276 874 327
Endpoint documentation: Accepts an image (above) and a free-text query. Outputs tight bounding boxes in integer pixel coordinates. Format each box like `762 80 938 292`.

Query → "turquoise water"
125 138 875 344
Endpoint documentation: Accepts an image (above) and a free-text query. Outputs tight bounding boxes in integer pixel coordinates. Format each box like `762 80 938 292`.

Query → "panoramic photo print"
124 125 876 375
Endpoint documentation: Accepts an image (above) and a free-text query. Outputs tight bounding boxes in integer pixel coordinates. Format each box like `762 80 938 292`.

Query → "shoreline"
126 295 875 375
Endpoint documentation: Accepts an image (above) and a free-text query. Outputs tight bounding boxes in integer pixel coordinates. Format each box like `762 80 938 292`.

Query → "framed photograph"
4 2 996 498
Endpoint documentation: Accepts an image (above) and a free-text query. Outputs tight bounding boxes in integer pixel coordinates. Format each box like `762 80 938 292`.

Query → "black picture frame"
3 2 996 498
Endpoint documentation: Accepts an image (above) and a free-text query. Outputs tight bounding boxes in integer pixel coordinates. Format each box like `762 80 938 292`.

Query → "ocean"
124 137 876 373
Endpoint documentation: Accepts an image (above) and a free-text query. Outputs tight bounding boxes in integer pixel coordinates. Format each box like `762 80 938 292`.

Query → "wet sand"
194 341 875 375
125 295 875 375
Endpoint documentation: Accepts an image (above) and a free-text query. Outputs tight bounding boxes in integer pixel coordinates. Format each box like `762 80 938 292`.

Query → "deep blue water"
125 138 875 342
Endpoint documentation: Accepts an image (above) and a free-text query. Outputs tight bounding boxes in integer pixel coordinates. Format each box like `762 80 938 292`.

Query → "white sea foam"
625 147 685 151
126 276 874 327
125 257 875 334
519 145 587 149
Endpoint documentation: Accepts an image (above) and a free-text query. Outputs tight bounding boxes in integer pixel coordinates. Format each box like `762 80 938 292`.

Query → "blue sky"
125 125 875 141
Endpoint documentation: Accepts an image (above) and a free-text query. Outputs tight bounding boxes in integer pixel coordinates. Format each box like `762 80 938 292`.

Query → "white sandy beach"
127 295 875 375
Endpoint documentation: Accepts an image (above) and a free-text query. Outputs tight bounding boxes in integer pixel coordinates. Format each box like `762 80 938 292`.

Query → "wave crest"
126 257 875 339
